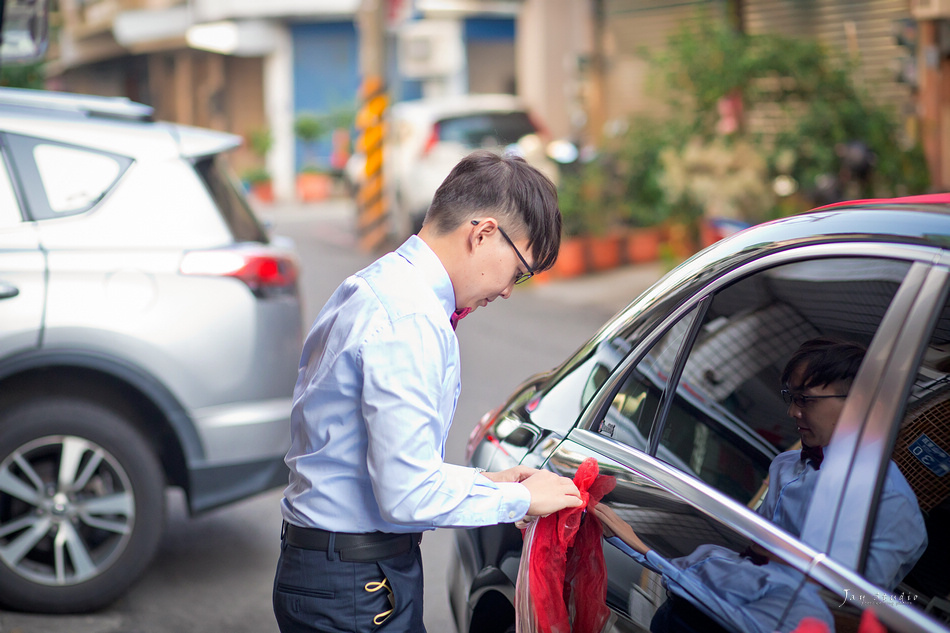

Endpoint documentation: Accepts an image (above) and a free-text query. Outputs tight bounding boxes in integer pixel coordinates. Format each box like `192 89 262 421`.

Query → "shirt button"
508 511 516 519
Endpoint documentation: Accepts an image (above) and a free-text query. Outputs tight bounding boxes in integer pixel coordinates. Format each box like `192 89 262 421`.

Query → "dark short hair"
423 150 562 272
781 337 867 390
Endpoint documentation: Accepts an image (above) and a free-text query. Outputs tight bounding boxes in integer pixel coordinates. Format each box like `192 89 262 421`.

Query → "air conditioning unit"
911 0 950 19
397 20 464 79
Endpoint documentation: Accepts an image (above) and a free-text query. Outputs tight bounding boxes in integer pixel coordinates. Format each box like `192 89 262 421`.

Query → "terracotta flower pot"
297 173 332 202
624 227 662 263
250 181 274 204
551 236 588 279
587 233 623 272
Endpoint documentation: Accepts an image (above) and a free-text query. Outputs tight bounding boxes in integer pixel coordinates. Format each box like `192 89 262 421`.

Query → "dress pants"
273 533 427 633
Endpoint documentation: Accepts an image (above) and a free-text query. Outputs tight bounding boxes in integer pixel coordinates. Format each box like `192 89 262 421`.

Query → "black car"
449 195 950 633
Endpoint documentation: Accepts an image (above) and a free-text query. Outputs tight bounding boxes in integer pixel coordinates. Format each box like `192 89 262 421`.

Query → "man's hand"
521 470 583 516
482 465 537 483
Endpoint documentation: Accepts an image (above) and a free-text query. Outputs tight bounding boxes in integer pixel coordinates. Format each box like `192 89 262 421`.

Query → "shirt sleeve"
358 313 530 528
863 463 929 590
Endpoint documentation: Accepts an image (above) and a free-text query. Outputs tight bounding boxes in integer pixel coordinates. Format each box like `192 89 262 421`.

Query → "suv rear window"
437 112 537 148
195 155 268 243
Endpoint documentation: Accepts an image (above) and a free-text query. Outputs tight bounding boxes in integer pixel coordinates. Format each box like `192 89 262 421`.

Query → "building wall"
743 0 915 141
601 0 717 127
290 21 359 172
518 0 591 141
465 17 516 94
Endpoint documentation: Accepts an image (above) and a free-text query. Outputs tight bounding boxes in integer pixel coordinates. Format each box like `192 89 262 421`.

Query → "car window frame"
0 134 27 223
1 131 133 221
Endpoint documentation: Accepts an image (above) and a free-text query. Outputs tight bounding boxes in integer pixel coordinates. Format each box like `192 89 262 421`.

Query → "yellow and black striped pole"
355 76 389 252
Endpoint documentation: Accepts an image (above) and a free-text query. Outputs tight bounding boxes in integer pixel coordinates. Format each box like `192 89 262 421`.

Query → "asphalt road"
0 199 663 633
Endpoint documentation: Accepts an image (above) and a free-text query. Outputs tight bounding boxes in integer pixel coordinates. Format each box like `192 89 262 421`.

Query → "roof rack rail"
0 87 154 121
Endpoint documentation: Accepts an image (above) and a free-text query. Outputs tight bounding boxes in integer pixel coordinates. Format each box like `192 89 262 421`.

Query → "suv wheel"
0 397 164 613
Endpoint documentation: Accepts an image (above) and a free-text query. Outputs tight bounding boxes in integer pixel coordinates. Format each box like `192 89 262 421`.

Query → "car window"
437 111 536 148
586 257 928 633
0 152 22 227
595 305 700 452
654 257 910 506
34 144 122 214
194 154 268 243
2 133 132 220
887 289 950 624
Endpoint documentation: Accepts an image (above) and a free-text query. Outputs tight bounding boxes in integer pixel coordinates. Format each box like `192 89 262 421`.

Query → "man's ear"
470 217 497 247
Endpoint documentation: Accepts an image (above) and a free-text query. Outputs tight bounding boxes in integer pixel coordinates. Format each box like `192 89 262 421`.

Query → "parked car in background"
0 87 303 613
382 93 564 236
450 195 950 633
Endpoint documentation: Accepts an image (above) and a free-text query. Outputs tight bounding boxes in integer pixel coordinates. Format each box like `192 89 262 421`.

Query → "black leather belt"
282 522 422 562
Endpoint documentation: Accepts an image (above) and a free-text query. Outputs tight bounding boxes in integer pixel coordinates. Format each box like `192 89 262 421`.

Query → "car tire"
0 397 165 613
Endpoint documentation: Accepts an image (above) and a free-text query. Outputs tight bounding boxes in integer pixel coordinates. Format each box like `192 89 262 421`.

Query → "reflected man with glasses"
595 337 927 633
274 150 583 633
755 336 926 591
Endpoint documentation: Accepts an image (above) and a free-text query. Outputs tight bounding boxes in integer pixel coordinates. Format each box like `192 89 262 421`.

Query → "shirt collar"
395 235 457 322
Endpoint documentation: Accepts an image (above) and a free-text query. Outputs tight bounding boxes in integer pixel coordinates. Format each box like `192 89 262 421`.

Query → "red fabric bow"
520 458 616 633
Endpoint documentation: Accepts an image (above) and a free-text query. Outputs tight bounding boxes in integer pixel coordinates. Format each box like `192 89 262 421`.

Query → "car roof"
0 87 242 159
0 86 155 120
696 198 950 282
706 197 950 268
390 93 528 120
593 198 950 349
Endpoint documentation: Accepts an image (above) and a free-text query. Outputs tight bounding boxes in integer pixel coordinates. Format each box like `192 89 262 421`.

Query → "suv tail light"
180 248 299 298
527 112 549 139
421 123 440 157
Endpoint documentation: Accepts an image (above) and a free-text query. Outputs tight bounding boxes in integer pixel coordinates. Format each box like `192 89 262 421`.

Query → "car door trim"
564 430 944 633
565 429 822 577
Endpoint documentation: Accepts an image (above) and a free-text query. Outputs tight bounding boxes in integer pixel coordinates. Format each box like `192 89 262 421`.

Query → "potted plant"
245 128 273 203
242 166 274 203
294 112 333 202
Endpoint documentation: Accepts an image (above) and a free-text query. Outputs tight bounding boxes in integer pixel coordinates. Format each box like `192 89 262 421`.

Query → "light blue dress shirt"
280 235 530 534
757 450 927 591
606 538 833 633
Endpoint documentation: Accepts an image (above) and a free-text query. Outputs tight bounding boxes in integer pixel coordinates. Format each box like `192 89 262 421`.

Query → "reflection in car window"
195 155 268 243
598 469 837 633
890 291 950 624
596 306 699 451
655 257 910 506
34 144 122 214
0 154 21 227
595 257 930 633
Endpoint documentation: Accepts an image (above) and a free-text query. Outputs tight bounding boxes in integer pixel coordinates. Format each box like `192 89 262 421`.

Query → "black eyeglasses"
780 389 847 408
472 220 535 284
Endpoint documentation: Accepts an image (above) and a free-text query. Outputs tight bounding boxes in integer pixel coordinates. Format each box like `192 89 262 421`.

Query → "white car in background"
0 87 303 613
383 93 565 235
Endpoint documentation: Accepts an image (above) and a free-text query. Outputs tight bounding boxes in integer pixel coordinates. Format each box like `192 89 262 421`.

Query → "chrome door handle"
0 282 20 300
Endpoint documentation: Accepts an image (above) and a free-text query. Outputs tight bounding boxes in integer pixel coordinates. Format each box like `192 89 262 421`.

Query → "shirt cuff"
488 481 530 523
606 535 647 563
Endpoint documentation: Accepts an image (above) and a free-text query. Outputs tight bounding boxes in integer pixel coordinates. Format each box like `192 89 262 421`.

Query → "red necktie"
800 444 824 469
450 308 471 330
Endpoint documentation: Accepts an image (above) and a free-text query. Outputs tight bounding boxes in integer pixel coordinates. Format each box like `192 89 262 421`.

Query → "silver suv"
0 87 303 613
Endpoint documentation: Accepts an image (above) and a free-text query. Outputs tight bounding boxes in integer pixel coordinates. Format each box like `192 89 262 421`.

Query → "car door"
540 245 943 632
0 137 45 361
